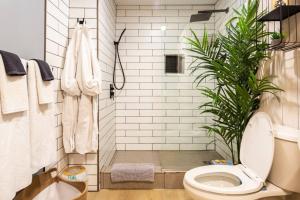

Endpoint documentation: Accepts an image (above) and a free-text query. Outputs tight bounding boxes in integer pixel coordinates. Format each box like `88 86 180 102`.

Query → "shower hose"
113 28 126 90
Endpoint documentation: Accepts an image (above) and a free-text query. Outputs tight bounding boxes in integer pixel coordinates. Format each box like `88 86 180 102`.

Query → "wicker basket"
14 168 87 200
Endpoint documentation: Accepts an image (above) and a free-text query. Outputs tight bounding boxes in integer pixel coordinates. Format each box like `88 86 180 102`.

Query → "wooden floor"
88 189 193 200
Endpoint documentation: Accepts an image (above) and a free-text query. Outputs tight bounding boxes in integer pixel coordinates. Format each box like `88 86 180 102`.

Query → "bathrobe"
61 26 82 153
0 59 32 200
75 25 102 154
27 60 57 174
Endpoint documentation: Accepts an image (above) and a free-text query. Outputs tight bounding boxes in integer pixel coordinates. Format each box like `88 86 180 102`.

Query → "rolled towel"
31 59 54 81
111 163 155 183
28 60 54 104
0 50 26 76
0 55 28 114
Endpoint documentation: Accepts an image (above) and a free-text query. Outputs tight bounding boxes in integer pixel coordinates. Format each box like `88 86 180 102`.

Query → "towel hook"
77 18 86 25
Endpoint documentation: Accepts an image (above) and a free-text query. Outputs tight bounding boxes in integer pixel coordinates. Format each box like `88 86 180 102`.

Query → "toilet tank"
268 125 300 193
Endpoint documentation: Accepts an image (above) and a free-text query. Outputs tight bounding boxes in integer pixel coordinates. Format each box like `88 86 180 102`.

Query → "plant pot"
271 39 285 47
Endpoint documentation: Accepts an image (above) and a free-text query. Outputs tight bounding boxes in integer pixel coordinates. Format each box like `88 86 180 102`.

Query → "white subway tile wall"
68 0 99 191
115 5 216 151
97 0 117 187
46 0 69 173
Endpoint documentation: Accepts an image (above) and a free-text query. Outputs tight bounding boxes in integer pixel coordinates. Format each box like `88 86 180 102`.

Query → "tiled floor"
100 150 223 189
87 189 193 200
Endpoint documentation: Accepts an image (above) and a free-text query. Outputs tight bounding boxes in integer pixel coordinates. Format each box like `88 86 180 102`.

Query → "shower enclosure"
65 0 231 191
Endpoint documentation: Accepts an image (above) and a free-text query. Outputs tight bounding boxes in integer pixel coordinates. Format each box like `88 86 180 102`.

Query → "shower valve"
110 84 115 100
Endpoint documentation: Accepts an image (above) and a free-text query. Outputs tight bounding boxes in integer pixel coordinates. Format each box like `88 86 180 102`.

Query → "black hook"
77 18 85 25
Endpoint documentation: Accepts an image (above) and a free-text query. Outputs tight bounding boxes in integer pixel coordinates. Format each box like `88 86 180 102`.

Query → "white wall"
46 0 69 172
97 0 117 179
115 5 216 151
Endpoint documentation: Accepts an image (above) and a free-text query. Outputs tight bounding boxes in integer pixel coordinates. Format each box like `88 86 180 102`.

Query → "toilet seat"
184 112 275 198
184 165 263 195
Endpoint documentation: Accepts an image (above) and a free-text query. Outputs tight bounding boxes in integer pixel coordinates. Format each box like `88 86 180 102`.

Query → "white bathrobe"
75 25 102 154
61 26 82 153
0 59 32 200
27 60 57 174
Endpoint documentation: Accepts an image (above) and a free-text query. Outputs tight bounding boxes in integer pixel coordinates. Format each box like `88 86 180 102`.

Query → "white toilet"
184 112 300 200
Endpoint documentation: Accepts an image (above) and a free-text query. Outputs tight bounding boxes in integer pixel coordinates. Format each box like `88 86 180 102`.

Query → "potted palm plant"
186 0 282 164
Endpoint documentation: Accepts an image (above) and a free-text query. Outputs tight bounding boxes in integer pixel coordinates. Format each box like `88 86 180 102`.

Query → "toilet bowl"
184 112 298 200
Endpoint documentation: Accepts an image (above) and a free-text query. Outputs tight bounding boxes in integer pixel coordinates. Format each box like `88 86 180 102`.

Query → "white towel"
27 60 57 173
76 25 102 96
0 55 28 114
0 60 32 200
74 25 101 154
61 25 82 153
62 95 79 153
75 94 94 154
111 163 155 183
61 25 81 96
31 60 54 104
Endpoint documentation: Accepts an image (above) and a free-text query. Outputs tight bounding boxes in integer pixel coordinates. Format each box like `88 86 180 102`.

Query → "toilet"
184 112 300 200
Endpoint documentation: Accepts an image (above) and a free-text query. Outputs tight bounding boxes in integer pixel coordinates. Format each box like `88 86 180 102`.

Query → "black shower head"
190 7 229 22
190 13 212 22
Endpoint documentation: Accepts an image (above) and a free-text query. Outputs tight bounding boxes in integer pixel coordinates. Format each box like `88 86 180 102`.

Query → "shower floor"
100 150 223 189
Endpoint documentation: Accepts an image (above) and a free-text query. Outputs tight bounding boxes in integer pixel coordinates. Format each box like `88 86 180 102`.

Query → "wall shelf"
259 5 300 22
257 1 300 51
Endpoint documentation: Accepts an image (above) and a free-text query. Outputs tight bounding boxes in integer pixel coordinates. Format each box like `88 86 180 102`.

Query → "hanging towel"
75 25 101 154
0 50 26 76
75 94 94 154
61 25 81 96
76 25 102 96
27 60 57 173
29 60 54 104
61 25 82 153
0 60 32 200
0 54 29 114
62 95 79 153
31 59 54 81
75 95 98 154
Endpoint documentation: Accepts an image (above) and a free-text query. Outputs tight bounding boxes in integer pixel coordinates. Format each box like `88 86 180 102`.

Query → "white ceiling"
115 0 218 5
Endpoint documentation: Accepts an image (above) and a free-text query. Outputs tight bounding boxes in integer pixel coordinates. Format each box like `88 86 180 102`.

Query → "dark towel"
32 59 54 81
0 50 26 76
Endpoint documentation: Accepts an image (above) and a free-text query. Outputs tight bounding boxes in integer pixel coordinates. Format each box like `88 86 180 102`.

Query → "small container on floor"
60 166 88 182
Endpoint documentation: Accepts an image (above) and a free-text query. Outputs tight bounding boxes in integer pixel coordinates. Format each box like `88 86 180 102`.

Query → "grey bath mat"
111 163 155 183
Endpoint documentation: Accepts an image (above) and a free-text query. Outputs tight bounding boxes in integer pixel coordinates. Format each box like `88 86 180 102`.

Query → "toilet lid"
240 112 274 181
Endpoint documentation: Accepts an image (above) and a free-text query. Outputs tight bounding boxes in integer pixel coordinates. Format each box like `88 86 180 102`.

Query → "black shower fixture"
190 7 229 22
113 28 126 92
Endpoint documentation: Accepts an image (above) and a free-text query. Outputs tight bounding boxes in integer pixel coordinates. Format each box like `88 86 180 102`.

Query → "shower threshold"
100 150 223 189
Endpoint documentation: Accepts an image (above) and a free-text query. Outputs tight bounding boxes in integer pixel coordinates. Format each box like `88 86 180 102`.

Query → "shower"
190 7 229 22
113 28 126 91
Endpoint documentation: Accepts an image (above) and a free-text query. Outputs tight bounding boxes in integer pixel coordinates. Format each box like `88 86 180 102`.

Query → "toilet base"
184 181 290 200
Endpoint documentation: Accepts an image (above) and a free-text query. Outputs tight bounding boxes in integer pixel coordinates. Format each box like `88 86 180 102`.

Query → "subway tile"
126 144 152 150
153 144 179 150
166 137 192 144
140 137 165 144
116 137 139 144
115 4 216 151
126 10 152 16
140 17 166 23
70 0 97 8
